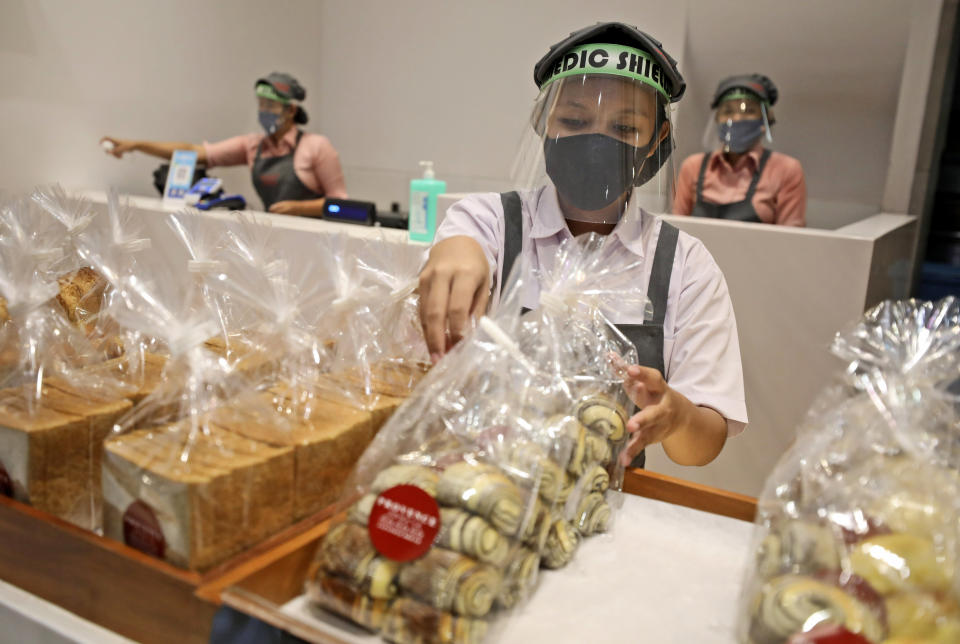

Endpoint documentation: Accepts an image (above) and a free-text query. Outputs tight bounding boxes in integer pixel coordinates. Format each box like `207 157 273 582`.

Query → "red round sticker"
368 484 441 562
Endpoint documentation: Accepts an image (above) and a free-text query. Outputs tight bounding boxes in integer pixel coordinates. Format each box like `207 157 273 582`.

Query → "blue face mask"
716 118 765 153
258 110 282 135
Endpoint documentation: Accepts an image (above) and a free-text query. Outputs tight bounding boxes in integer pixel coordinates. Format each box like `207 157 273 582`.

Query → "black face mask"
543 133 654 212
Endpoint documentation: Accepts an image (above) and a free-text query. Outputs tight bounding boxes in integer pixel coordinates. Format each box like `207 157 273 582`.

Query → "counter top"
276 492 755 643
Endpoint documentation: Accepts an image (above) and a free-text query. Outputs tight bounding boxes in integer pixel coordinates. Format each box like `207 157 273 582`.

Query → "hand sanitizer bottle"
408 161 446 243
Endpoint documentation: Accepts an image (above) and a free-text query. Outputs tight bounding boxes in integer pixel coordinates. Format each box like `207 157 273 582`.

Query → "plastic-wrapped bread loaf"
218 388 382 520
0 395 90 524
0 381 131 529
102 422 294 570
33 379 132 525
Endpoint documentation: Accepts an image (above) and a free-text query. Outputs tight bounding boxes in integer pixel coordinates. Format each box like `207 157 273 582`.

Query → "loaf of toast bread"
216 387 386 520
0 393 94 527
102 421 294 570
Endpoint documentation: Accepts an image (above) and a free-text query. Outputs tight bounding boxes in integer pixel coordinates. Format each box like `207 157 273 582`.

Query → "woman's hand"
620 365 690 464
268 200 302 215
620 364 728 466
100 136 136 158
417 236 491 363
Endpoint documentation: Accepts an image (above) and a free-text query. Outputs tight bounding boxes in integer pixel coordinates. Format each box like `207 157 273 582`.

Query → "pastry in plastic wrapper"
305 235 653 642
738 297 960 644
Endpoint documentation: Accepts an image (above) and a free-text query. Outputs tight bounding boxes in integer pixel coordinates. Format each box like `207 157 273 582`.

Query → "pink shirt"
203 128 348 199
436 187 748 435
673 144 806 226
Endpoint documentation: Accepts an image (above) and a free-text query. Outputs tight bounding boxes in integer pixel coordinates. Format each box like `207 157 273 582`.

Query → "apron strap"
647 221 679 325
744 148 772 201
695 152 712 203
254 129 302 164
499 191 523 296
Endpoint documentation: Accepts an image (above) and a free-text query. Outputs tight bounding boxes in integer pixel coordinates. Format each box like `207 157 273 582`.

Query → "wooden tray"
0 494 336 644
203 468 758 642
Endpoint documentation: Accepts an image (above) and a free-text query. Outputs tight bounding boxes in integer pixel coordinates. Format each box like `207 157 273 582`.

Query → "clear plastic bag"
513 233 644 566
738 297 960 644
304 235 648 643
0 194 133 531
96 238 298 569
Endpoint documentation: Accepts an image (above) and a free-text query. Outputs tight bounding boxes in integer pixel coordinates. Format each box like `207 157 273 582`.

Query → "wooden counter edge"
0 495 214 644
622 468 757 523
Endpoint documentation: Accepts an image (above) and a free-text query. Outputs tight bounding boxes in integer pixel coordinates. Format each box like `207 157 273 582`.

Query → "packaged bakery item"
0 212 132 530
96 241 300 569
305 235 646 643
513 233 644 567
30 187 118 336
738 297 960 644
202 226 423 520
304 254 576 643
303 234 429 409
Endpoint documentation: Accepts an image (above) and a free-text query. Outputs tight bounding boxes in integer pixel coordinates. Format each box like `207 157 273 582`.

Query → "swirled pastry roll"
437 463 526 537
397 547 502 618
381 597 488 644
748 574 886 644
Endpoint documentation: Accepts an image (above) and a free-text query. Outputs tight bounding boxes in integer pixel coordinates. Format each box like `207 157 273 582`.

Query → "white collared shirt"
436 186 748 435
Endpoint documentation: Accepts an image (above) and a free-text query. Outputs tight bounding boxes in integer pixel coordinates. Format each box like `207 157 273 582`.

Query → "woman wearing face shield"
100 72 347 216
418 23 747 468
673 74 806 225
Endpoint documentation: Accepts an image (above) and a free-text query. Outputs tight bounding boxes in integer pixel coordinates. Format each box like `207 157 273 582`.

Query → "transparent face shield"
701 91 773 154
512 52 678 223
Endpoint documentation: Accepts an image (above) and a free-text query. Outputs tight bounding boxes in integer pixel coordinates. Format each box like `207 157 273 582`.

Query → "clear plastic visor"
701 94 772 153
512 73 678 223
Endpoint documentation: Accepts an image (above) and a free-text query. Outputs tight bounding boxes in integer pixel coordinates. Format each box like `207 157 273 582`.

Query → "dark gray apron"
251 129 324 210
690 149 770 223
498 192 678 468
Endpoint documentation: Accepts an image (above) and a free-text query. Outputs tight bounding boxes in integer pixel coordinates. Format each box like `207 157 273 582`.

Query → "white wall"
315 0 686 208
0 0 926 225
0 0 324 204
679 0 914 227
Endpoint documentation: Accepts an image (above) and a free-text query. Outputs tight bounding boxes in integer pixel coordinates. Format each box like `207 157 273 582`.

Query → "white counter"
274 493 755 643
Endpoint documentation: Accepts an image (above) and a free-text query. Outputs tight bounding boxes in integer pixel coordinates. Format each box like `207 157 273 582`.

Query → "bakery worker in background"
417 22 747 468
101 72 348 216
673 74 807 226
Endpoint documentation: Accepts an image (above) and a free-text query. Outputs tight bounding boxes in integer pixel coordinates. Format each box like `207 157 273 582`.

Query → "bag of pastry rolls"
98 246 299 570
304 251 627 643
0 224 133 531
512 233 644 568
738 297 960 644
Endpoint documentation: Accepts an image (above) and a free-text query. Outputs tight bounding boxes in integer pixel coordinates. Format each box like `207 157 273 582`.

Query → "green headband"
541 43 669 100
718 89 769 107
256 83 291 104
